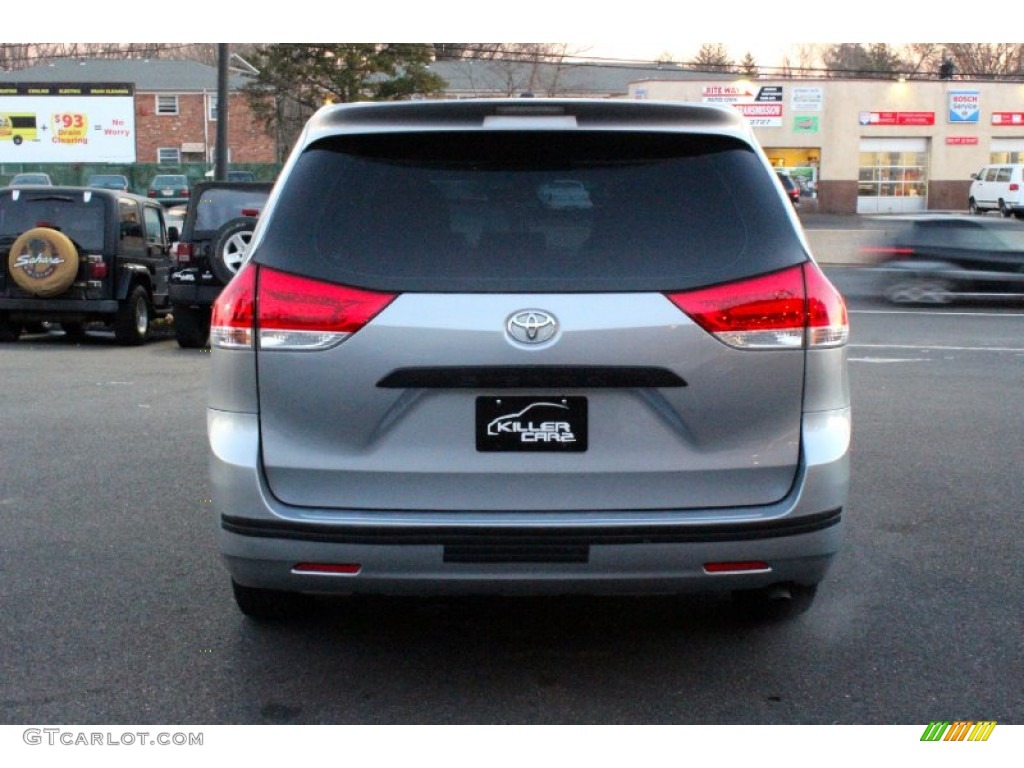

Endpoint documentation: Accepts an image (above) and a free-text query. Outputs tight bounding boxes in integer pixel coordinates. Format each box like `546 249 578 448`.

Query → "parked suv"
169 180 272 347
0 186 173 343
968 163 1024 217
209 100 850 621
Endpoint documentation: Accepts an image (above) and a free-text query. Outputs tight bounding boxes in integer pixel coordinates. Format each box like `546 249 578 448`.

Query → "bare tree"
691 43 734 73
820 43 907 78
942 44 1024 78
738 52 758 77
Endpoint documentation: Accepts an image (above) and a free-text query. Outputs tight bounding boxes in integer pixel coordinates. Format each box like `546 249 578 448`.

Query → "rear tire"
0 315 21 342
731 583 818 621
232 580 313 622
884 278 953 305
999 199 1012 217
173 304 211 349
114 285 151 346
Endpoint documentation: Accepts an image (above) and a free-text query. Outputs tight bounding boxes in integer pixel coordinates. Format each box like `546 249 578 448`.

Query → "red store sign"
992 112 1024 125
946 136 979 145
860 111 936 126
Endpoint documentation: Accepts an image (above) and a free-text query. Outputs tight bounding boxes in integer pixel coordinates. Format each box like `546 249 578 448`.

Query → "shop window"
857 151 927 198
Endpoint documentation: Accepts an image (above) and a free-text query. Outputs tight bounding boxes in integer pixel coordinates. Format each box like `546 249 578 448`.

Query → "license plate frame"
476 396 588 452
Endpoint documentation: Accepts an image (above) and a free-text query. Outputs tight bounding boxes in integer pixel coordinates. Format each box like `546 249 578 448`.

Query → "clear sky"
3 1 993 62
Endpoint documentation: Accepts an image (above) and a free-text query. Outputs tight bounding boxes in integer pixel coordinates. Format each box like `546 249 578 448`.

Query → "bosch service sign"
948 91 980 123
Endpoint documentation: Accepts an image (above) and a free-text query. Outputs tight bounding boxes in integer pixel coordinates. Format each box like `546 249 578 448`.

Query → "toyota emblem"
506 310 558 345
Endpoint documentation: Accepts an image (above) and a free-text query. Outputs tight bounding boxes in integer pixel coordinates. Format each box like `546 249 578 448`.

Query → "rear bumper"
0 297 118 317
170 271 222 306
210 406 850 596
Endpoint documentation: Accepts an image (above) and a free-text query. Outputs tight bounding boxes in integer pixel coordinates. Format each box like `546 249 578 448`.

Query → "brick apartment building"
3 59 275 166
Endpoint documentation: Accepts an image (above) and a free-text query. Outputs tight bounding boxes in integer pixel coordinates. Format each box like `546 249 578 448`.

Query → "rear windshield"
254 132 807 292
0 192 107 252
191 188 270 233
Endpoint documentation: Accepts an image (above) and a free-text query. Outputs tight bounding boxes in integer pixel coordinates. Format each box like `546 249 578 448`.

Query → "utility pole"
215 43 229 180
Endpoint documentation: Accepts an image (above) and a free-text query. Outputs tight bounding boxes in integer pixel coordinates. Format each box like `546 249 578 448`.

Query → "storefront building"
630 78 1024 214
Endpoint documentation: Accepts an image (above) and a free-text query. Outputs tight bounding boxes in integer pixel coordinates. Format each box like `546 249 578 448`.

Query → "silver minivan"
208 100 851 621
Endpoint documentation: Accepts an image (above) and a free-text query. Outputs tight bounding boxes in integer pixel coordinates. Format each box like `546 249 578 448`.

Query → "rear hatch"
248 129 814 512
0 189 110 295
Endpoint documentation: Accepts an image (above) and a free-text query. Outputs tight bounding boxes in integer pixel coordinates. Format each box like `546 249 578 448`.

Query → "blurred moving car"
9 172 52 186
865 215 1024 303
147 174 190 206
87 174 130 191
777 172 800 207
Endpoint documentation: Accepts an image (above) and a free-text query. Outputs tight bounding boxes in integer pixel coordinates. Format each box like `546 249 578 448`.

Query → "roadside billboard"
0 82 135 163
702 84 783 127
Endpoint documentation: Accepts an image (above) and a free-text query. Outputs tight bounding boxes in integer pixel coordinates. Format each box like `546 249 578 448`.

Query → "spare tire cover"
8 227 80 297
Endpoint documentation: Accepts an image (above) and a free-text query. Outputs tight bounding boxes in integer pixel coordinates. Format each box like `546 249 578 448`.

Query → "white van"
968 164 1024 217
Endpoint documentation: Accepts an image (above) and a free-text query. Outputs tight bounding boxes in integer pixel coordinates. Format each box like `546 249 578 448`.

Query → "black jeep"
0 186 174 344
169 180 272 348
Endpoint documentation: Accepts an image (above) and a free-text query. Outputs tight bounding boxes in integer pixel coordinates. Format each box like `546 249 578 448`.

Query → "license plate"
476 396 587 452
161 189 173 196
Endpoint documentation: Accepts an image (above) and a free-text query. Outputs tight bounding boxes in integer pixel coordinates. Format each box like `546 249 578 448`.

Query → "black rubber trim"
376 366 687 389
221 508 841 546
444 544 590 564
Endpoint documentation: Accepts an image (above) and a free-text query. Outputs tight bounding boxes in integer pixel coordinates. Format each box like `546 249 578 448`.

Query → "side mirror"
168 226 180 242
970 173 978 180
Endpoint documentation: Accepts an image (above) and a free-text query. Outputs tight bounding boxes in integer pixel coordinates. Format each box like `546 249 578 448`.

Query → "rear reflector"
704 561 771 574
209 264 398 351
292 563 362 575
666 263 848 350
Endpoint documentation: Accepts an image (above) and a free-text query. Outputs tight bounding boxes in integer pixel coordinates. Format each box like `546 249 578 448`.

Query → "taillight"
174 241 193 266
209 265 398 351
1011 183 1019 191
147 190 156 198
87 255 108 279
210 263 257 349
665 263 848 350
257 266 397 351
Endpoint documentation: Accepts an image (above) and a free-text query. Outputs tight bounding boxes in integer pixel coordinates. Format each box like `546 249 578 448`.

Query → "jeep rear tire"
0 315 21 342
173 304 211 349
210 217 257 284
8 227 80 297
114 285 151 346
